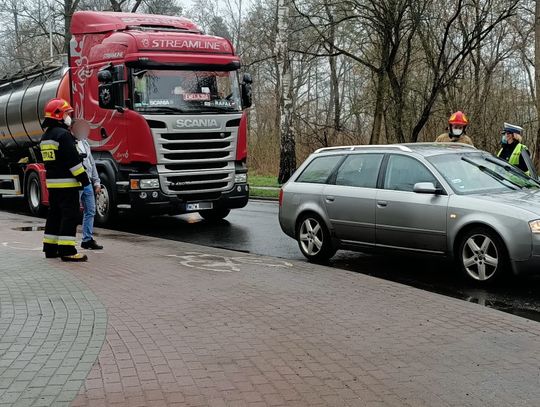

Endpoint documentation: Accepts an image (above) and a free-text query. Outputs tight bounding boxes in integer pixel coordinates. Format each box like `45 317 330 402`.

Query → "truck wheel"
199 208 230 221
95 172 116 225
26 171 47 217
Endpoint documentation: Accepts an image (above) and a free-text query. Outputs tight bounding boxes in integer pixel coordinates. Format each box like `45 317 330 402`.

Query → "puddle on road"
12 225 46 231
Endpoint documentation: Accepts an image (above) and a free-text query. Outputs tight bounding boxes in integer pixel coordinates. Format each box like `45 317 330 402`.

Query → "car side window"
335 154 383 188
384 155 437 192
296 155 343 184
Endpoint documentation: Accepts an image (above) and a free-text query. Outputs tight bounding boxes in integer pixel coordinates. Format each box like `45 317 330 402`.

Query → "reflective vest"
498 143 530 176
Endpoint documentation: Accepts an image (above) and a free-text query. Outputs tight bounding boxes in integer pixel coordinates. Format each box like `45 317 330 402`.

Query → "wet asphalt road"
2 197 540 322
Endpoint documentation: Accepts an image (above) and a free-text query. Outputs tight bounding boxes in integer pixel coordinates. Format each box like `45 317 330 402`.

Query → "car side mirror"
413 182 439 194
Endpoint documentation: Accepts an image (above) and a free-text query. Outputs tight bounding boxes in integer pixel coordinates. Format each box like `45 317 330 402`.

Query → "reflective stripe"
44 234 59 241
40 140 59 148
46 178 81 188
40 144 59 151
43 236 59 244
58 236 76 246
70 163 86 177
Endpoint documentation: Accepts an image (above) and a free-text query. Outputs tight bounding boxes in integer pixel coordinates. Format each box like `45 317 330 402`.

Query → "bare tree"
275 0 296 183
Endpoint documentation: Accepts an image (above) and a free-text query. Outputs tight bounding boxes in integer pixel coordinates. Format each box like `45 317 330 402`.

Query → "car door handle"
325 195 335 202
377 200 387 207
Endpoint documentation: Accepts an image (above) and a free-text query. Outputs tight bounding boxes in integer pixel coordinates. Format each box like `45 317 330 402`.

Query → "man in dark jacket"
40 98 90 262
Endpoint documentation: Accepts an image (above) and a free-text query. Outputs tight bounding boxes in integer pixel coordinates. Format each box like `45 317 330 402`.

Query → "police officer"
40 98 90 262
497 123 530 174
435 111 474 146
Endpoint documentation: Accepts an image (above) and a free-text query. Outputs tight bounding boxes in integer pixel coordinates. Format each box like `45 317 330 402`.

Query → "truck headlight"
235 173 247 183
140 179 159 189
529 220 540 234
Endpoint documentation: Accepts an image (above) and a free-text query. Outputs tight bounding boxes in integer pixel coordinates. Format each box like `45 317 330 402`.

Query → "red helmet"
44 98 73 121
448 111 469 126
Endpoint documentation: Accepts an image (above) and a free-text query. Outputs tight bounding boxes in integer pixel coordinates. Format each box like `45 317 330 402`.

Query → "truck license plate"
186 202 213 211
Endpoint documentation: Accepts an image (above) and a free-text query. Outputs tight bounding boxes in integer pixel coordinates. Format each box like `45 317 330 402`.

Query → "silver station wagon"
278 143 540 284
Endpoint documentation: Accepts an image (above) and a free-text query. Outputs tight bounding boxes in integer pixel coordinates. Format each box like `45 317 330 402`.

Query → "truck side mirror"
97 66 125 111
97 70 113 83
241 73 253 108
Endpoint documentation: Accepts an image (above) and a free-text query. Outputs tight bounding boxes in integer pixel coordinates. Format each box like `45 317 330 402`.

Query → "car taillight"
278 188 284 206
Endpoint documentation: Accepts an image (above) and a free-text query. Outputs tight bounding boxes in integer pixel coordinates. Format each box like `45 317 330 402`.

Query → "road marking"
2 241 41 251
166 251 292 272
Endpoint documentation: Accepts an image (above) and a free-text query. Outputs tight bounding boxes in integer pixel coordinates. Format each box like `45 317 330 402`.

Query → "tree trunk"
275 0 296 183
534 0 540 172
369 69 385 144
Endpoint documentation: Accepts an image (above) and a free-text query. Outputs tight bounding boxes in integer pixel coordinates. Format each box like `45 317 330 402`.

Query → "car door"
375 154 449 253
323 153 383 246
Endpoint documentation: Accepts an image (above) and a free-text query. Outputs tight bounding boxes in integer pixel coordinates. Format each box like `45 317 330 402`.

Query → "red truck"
0 11 252 223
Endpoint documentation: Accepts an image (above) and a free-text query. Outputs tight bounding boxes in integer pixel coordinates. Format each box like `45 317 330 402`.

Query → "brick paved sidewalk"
1 211 540 406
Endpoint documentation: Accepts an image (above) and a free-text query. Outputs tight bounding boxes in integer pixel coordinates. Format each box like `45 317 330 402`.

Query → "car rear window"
296 155 343 184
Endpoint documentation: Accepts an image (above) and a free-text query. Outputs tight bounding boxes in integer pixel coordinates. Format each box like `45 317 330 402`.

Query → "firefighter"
497 122 530 175
435 111 474 146
40 98 90 262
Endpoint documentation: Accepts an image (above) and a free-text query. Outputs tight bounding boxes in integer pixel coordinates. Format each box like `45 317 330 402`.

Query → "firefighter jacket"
40 123 90 189
435 132 474 146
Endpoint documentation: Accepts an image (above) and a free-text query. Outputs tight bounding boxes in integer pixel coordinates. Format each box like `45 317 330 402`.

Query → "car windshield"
132 69 242 113
427 152 540 195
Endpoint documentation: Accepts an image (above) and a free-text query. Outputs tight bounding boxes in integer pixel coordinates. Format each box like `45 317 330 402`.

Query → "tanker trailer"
0 59 68 215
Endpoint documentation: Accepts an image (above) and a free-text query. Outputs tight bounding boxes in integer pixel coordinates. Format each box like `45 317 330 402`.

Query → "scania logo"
174 119 219 129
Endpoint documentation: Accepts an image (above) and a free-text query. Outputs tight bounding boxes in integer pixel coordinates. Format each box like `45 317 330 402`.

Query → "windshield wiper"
138 106 186 113
483 156 540 188
461 156 521 190
198 106 238 112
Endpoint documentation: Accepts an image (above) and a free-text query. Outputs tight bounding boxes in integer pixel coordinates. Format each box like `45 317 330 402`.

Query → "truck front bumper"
129 183 249 214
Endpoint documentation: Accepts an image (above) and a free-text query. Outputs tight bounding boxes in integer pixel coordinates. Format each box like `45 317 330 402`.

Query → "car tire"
26 171 47 217
95 171 116 225
199 208 230 221
296 213 336 262
456 227 508 284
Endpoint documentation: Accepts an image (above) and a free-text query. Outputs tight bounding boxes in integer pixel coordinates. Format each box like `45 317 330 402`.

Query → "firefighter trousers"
43 188 80 257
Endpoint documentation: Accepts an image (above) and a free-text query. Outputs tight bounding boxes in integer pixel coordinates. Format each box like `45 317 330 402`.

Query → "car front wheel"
457 227 508 284
296 214 336 262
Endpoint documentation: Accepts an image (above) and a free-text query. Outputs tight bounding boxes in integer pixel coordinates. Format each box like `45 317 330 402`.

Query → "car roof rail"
314 144 413 154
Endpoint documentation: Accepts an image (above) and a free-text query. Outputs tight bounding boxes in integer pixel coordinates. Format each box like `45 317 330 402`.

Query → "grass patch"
249 187 279 199
249 174 280 188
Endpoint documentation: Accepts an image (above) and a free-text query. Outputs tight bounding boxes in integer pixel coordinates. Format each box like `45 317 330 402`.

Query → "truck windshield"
131 69 242 113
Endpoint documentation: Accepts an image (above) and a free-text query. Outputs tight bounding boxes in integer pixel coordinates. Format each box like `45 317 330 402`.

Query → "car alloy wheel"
299 217 324 256
296 214 336 262
459 228 506 282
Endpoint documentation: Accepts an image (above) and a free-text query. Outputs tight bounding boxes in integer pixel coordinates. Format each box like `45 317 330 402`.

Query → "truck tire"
26 171 47 217
199 208 230 221
95 171 116 225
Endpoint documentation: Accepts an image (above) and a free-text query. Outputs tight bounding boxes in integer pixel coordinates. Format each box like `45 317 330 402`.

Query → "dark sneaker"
61 253 88 262
81 240 103 250
45 252 59 259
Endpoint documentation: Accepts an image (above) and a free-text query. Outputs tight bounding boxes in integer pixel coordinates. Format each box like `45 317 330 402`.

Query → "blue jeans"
80 184 96 243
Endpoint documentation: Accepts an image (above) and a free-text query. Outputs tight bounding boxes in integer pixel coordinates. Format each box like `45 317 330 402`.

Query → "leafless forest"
1 0 538 179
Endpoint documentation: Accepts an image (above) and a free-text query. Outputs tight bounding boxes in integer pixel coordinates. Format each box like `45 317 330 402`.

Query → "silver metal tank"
0 62 66 160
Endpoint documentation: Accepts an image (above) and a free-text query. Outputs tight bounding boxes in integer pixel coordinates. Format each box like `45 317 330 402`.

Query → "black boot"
81 239 103 250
